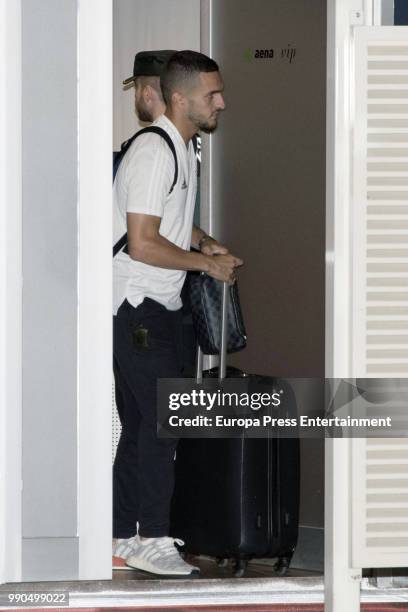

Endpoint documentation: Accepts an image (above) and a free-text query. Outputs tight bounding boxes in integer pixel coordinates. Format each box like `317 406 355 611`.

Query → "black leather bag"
187 272 247 355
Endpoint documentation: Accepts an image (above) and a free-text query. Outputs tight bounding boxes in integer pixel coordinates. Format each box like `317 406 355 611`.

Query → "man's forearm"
128 233 210 272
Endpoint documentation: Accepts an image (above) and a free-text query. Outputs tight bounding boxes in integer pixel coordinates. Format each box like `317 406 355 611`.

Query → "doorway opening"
111 0 326 584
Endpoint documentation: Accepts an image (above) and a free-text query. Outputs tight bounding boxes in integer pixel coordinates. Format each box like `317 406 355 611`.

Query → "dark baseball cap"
123 50 176 85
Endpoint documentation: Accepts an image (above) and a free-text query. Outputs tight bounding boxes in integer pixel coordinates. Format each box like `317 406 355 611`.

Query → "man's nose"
215 93 226 110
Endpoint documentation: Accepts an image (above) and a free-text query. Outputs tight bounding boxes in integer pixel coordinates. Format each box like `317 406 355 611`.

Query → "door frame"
0 0 113 584
0 0 392 598
324 1 385 611
77 0 113 580
0 0 23 585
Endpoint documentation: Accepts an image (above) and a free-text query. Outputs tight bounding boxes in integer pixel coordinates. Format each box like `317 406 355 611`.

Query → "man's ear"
143 84 153 102
172 91 186 109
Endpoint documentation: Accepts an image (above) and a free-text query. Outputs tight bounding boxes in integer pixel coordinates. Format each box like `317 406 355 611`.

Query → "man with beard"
124 50 173 124
112 50 242 576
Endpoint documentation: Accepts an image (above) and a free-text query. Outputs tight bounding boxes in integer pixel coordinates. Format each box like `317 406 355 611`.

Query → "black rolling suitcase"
170 282 300 577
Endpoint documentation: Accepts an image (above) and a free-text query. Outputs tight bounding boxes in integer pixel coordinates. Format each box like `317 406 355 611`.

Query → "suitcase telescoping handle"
195 281 229 384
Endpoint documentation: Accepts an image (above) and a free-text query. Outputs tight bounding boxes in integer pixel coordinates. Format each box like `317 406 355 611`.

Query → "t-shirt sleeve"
124 133 174 218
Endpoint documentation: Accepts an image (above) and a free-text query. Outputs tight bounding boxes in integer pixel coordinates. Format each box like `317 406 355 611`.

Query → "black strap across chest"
113 126 179 257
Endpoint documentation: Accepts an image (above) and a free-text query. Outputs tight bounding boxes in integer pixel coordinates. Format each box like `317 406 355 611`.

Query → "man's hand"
126 213 243 280
200 236 229 256
204 253 243 285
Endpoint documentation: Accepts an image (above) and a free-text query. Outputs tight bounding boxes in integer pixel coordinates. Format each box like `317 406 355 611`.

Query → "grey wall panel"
22 0 78 539
22 538 78 582
382 0 394 25
209 0 326 379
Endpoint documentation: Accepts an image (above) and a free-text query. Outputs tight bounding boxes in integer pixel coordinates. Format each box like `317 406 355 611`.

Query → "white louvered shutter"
352 436 408 568
351 26 408 569
352 27 408 377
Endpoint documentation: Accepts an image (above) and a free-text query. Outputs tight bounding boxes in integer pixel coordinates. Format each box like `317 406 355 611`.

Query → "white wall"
113 0 200 149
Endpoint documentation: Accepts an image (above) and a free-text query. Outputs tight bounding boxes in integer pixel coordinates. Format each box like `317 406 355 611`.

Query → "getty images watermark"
157 378 408 439
168 387 282 411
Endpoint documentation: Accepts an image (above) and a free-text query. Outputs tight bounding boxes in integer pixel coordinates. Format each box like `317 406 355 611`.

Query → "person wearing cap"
122 50 174 123
112 50 243 576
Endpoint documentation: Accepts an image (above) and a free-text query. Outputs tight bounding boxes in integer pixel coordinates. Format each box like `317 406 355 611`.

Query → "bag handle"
195 280 229 384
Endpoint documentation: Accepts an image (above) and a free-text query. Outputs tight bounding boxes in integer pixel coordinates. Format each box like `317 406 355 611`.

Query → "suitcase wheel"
273 555 292 576
233 559 248 578
215 557 229 568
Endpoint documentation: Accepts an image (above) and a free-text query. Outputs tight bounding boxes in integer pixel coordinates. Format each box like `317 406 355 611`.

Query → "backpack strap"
113 233 128 258
113 126 178 257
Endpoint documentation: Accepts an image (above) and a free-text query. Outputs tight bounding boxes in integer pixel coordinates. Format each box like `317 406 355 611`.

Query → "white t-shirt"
113 115 197 315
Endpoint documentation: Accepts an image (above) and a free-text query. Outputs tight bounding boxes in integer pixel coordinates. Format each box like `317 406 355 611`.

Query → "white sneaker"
126 535 200 576
112 535 139 570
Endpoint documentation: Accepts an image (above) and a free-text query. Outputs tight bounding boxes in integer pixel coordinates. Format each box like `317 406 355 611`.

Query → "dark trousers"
113 298 183 538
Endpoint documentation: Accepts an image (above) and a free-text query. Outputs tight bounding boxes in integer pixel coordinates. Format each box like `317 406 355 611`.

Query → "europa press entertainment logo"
244 44 296 63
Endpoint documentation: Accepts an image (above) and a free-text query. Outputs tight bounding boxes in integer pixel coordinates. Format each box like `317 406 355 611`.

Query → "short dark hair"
160 50 219 105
